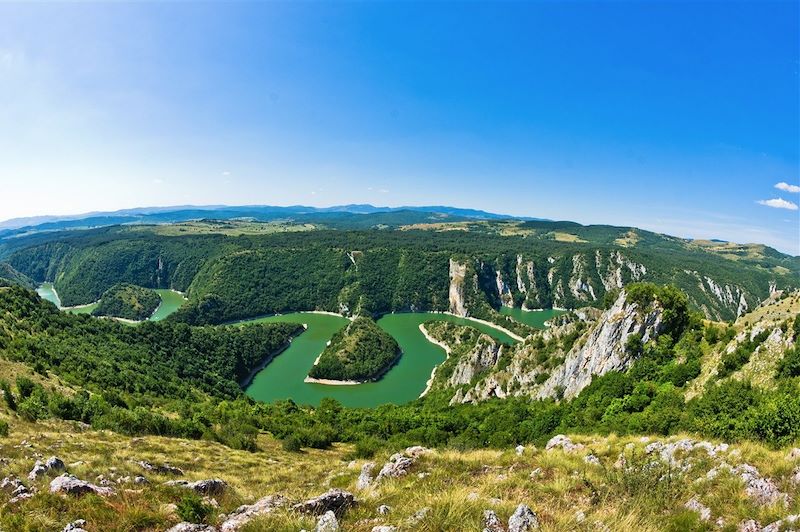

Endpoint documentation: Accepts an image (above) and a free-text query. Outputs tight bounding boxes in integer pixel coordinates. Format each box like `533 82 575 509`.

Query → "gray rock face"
49 474 114 497
293 488 355 516
448 335 503 387
371 527 398 532
449 259 468 316
220 495 287 531
508 504 539 532
536 290 664 400
377 504 391 515
483 509 505 532
165 478 227 495
356 462 375 490
314 511 339 532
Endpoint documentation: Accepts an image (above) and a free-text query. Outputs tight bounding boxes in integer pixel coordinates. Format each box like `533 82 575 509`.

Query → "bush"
176 494 214 524
282 435 302 452
0 420 8 437
15 376 36 399
0 381 16 411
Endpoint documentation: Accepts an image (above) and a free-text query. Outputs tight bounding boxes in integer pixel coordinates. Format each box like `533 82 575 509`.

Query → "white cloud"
152 178 163 185
775 182 800 193
221 171 230 176
757 198 799 210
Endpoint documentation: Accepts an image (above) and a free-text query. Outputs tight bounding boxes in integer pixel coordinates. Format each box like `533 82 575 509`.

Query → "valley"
0 215 797 530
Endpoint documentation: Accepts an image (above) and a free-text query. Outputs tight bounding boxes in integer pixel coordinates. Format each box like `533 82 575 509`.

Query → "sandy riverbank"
418 323 452 398
303 376 364 385
426 311 525 342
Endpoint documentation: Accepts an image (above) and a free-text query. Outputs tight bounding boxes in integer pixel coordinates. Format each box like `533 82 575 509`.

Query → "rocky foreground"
1 419 799 531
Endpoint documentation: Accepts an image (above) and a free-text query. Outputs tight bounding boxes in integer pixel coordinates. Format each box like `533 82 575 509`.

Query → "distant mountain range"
0 204 544 237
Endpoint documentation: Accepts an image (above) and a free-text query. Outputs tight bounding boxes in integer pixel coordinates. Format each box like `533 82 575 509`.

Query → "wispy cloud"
775 182 800 193
757 198 799 210
152 178 163 185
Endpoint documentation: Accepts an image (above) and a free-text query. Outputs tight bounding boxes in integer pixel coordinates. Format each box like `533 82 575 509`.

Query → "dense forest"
308 316 400 381
1 284 799 454
4 221 797 325
92 283 161 321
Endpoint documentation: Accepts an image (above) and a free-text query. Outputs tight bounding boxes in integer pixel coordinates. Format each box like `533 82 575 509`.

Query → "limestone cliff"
441 290 667 404
534 290 664 399
448 259 468 317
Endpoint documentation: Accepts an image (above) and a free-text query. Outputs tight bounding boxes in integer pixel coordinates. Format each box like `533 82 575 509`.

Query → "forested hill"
3 218 798 323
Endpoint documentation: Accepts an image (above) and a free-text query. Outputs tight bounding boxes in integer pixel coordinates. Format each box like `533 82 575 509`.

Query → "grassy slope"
1 412 799 531
687 290 800 398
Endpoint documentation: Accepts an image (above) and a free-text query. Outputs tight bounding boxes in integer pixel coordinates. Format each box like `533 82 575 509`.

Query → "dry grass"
1 415 799 531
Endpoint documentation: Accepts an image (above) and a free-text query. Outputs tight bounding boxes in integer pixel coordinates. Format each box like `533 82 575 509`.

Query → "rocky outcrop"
293 488 355 515
165 478 227 495
137 460 183 476
449 259 468 316
166 524 216 532
49 474 114 497
356 462 375 490
448 335 503 387
508 504 539 531
483 509 504 532
220 495 287 531
315 511 339 532
376 446 430 482
29 456 65 480
535 290 664 400
495 270 514 308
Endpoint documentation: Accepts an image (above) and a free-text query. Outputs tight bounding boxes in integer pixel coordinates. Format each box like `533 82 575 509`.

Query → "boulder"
684 498 711 521
165 478 227 496
138 460 184 476
483 509 505 532
46 456 66 472
27 461 49 481
371 527 397 532
49 474 114 497
220 495 287 531
165 524 217 532
377 504 391 515
356 462 375 490
293 488 355 516
515 445 525 456
508 504 539 532
376 454 415 481
315 511 339 532
62 519 88 532
545 435 583 453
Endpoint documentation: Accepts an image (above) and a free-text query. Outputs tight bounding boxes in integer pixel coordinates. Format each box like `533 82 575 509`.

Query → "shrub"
15 376 36 399
176 494 214 524
0 381 16 411
282 435 302 452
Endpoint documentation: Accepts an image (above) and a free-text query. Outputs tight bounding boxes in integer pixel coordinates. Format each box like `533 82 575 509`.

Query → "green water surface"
243 312 518 408
36 283 185 321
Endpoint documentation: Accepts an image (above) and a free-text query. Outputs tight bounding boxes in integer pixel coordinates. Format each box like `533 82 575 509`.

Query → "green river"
36 283 186 321
36 283 563 408
241 312 520 408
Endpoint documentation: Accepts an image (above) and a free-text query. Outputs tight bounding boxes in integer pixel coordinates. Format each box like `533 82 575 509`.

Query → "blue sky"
0 2 798 254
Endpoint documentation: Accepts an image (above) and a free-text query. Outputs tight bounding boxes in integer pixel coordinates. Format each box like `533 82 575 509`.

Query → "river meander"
240 312 521 408
36 282 563 408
